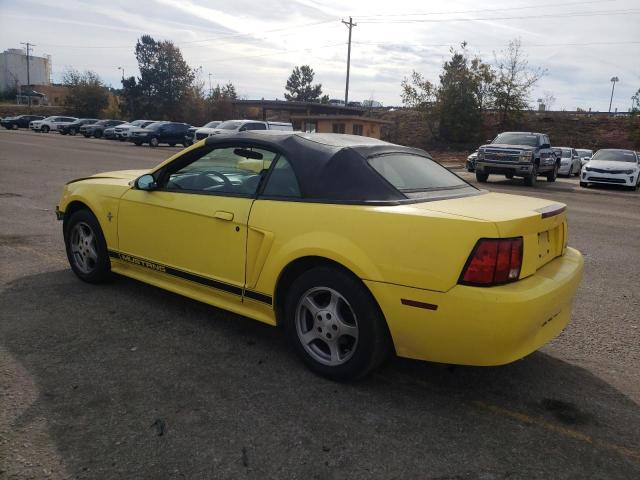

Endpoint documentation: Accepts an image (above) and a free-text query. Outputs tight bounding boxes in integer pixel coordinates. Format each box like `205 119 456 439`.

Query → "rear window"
368 153 468 194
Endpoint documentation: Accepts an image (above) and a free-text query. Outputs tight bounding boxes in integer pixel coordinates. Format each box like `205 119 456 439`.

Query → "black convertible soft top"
204 131 476 204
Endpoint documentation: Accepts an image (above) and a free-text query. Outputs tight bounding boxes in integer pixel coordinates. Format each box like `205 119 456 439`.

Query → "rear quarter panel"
247 200 499 296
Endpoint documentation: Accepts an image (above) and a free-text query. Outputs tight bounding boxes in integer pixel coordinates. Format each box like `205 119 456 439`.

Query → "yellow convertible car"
56 132 584 380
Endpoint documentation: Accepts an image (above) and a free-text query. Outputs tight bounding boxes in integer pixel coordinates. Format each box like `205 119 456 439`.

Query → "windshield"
591 150 637 163
146 122 166 130
576 149 593 157
94 120 108 126
203 121 221 128
368 153 468 194
492 133 539 146
216 121 243 130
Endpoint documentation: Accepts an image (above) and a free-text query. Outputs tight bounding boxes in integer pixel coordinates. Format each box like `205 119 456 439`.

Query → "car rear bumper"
365 247 584 366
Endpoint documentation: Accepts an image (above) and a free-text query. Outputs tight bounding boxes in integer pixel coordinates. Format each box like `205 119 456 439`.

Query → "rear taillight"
459 237 523 286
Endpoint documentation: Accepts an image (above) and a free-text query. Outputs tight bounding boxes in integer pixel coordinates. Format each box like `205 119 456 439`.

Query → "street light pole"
608 76 619 114
117 66 124 82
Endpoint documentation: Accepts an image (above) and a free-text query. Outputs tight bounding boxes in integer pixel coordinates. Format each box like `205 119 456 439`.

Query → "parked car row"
465 131 604 185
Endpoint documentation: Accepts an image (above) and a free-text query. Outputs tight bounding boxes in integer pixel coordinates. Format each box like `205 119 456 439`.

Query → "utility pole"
208 73 213 97
20 42 35 109
608 76 619 114
117 66 125 81
342 17 356 105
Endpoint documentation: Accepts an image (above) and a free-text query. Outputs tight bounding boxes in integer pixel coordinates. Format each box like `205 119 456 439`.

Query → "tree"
210 82 238 101
284 65 323 102
400 71 436 109
632 88 640 113
491 38 544 126
62 69 109 117
436 44 486 143
131 35 195 119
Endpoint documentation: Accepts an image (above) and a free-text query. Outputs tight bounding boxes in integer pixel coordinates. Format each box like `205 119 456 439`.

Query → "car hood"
481 143 536 151
586 160 637 169
66 169 148 185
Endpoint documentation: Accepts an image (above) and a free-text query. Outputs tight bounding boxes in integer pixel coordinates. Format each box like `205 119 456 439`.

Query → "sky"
1 0 639 111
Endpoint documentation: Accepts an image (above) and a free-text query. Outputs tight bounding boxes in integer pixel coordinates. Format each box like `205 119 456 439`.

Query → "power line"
357 9 640 23
355 0 620 18
353 40 640 48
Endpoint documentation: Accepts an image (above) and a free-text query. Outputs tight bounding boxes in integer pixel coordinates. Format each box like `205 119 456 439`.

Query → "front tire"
524 164 538 186
64 209 111 283
580 181 588 188
94 130 102 138
69 127 77 136
475 171 489 183
284 266 391 381
546 164 558 182
149 137 159 147
42 125 50 133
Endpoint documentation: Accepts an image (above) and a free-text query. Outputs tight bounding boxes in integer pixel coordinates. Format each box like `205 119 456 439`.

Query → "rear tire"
284 266 391 381
475 171 489 183
134 141 143 146
168 142 176 147
69 128 77 136
149 137 159 147
505 173 514 179
94 130 102 138
580 181 588 188
42 125 50 133
64 209 111 284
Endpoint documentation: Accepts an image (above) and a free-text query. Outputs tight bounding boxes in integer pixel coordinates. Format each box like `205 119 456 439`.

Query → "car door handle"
214 211 234 221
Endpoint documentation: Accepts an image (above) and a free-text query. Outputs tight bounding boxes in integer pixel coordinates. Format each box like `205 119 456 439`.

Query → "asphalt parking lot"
1 129 639 479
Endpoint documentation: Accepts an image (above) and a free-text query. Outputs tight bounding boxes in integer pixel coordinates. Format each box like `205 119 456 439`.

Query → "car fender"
248 228 383 295
59 182 131 248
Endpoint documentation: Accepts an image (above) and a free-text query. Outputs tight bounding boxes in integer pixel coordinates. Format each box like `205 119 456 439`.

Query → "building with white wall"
0 48 52 93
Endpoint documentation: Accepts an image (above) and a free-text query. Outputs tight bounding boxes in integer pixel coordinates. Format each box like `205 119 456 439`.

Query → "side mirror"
136 174 157 191
486 139 492 144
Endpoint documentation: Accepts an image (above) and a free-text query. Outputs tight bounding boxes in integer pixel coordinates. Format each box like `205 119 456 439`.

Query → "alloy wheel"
295 287 359 366
70 221 99 274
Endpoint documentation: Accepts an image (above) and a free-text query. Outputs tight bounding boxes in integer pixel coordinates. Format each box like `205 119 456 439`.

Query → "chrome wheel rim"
295 287 359 366
70 222 98 274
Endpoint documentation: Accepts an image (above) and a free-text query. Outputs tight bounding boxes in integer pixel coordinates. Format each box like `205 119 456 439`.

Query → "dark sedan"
58 118 100 135
129 121 191 147
80 120 125 138
1 115 44 129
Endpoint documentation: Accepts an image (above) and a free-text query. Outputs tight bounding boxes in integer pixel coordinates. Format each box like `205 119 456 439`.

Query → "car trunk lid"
410 192 567 278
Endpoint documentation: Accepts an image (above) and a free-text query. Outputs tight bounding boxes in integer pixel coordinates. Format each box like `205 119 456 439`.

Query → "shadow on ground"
1 270 639 480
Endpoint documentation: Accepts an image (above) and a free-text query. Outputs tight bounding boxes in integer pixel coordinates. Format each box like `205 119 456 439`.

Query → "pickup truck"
475 131 559 186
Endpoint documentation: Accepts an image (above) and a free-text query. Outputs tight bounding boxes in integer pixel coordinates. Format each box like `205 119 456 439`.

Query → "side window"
262 156 301 198
161 146 276 196
332 123 345 134
244 123 267 131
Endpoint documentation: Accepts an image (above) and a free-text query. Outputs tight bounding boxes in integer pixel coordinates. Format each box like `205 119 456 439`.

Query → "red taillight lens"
460 238 523 286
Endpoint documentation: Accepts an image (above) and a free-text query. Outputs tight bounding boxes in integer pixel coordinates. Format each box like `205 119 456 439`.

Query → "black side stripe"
243 289 273 305
108 250 272 305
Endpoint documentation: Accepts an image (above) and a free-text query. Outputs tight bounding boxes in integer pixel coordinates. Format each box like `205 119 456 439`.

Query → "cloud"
0 0 637 110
